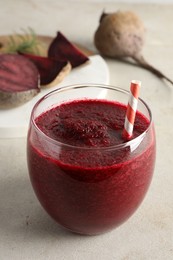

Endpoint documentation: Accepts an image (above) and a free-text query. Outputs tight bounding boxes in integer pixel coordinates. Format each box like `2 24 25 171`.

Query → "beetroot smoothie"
27 86 156 235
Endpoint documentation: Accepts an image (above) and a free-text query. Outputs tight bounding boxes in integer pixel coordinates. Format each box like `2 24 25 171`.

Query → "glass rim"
30 83 153 151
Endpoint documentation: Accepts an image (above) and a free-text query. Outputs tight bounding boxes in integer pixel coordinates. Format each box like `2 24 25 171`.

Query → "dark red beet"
19 52 69 85
48 31 89 68
0 54 40 108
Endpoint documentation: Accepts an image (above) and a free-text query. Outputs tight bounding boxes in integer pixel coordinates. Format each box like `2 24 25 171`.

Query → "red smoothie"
27 99 156 235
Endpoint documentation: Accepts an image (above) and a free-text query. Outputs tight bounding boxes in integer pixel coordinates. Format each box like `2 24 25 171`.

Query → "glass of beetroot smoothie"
27 84 156 235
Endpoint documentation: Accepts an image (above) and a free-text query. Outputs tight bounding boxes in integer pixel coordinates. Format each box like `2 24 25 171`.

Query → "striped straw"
122 80 141 140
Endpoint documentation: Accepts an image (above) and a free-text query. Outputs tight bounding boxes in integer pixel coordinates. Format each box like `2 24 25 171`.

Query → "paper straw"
122 80 141 140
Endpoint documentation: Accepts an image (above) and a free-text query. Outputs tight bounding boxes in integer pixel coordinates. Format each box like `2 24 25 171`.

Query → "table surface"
0 1 173 260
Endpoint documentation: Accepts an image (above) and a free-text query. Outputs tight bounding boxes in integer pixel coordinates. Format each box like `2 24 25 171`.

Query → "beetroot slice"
48 31 89 68
0 54 40 108
19 52 69 85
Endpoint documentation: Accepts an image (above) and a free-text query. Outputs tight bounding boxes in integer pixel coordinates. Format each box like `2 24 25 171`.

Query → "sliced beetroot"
48 31 89 68
0 54 40 108
19 52 69 85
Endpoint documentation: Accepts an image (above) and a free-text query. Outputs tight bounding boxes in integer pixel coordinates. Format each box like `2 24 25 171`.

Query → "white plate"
0 55 109 138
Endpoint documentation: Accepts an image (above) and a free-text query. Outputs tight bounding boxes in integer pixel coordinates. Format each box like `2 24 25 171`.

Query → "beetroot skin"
48 31 89 68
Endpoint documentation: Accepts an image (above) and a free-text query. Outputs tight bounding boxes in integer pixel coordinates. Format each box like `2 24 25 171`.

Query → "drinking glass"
27 84 156 235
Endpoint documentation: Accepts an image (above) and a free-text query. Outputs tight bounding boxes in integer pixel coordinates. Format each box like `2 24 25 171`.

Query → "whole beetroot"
94 11 173 85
